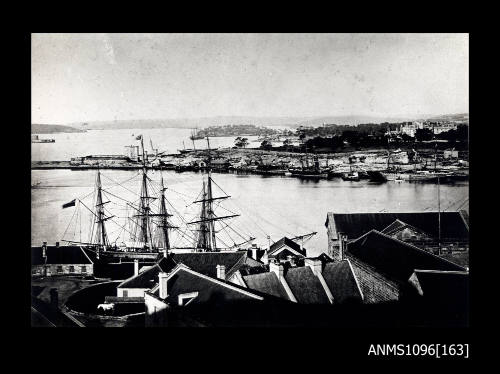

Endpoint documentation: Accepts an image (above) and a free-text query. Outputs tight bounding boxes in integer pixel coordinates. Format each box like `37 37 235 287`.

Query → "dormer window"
178 292 199 306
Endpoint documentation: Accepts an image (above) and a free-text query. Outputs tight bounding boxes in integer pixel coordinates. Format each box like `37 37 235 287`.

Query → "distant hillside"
67 113 468 131
68 115 416 130
32 124 86 134
420 113 469 123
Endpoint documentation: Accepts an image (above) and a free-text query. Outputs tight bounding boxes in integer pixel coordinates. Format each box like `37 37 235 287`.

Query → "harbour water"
31 128 264 162
31 127 469 256
31 168 469 257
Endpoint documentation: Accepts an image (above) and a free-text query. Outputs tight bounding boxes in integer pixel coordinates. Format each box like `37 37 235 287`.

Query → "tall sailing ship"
61 135 254 264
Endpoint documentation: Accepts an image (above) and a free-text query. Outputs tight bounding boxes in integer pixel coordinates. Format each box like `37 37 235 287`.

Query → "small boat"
32 135 55 143
341 172 360 181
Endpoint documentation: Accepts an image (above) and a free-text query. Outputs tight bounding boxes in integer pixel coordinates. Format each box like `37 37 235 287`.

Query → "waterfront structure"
331 229 466 303
325 211 469 259
144 263 266 326
31 242 94 277
117 251 260 298
233 257 363 305
267 236 307 262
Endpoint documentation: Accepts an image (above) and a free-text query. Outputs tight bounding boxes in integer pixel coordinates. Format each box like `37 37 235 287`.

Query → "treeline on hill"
198 124 278 137
274 123 468 152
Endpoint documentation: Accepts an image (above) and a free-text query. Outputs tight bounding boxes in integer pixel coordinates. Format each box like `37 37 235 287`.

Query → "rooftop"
347 230 466 284
31 245 93 266
326 211 469 241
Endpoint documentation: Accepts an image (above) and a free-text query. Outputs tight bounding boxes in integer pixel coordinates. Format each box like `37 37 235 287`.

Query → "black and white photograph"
31 33 469 334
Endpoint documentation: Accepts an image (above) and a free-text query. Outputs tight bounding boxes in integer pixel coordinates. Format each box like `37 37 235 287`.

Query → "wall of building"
117 288 149 298
144 293 169 327
348 258 399 304
31 264 93 277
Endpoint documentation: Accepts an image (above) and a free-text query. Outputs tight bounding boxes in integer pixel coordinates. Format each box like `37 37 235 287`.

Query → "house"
31 242 94 277
325 211 469 260
144 263 267 326
341 229 466 303
267 237 307 263
232 257 363 305
117 251 260 298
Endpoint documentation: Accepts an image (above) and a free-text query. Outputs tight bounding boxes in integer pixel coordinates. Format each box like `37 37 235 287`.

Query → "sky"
32 33 469 124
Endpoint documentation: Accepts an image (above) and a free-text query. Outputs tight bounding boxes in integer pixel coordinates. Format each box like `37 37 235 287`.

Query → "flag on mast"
62 199 76 209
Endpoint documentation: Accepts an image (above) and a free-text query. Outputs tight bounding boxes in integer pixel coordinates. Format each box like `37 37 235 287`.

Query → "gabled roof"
347 230 466 285
119 251 252 289
408 270 469 309
118 263 163 289
242 272 290 300
322 261 363 304
326 212 469 241
164 251 250 279
149 264 264 305
269 237 306 257
31 246 93 266
284 267 330 304
381 219 432 238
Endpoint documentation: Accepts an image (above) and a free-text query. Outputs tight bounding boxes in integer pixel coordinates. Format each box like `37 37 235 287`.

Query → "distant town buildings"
397 121 459 138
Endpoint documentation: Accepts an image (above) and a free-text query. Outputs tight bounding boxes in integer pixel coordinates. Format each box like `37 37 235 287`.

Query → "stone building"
31 243 94 277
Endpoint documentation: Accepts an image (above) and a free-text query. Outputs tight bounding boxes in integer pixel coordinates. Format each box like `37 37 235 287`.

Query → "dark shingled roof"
119 251 251 289
326 212 469 241
322 261 363 304
409 270 469 309
152 267 262 305
269 237 306 256
118 264 163 289
31 246 93 266
380 219 407 234
243 272 290 300
285 266 330 304
347 230 466 284
165 251 249 278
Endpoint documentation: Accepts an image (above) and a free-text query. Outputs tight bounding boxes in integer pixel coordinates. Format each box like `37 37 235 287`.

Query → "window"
69 266 75 273
122 290 128 297
57 266 63 273
81 266 87 273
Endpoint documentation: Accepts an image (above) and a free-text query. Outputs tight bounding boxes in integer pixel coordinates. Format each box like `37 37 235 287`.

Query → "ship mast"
188 136 238 252
155 171 176 254
133 135 156 251
94 166 112 252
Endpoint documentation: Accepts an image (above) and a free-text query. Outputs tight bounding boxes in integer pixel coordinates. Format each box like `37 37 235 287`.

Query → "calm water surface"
31 128 469 256
31 169 469 256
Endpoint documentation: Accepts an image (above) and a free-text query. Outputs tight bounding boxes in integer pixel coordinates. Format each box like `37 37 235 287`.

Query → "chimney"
251 244 258 260
338 233 348 261
305 258 322 275
159 272 168 299
134 259 139 276
162 249 168 258
42 242 47 258
216 264 226 280
55 242 59 248
269 262 284 279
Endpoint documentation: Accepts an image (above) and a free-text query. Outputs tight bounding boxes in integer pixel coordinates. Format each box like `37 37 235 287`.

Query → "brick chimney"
305 258 322 275
216 264 226 280
55 242 60 248
42 242 47 258
134 259 139 276
338 233 347 261
251 244 258 260
269 262 284 279
162 249 168 258
159 272 168 299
